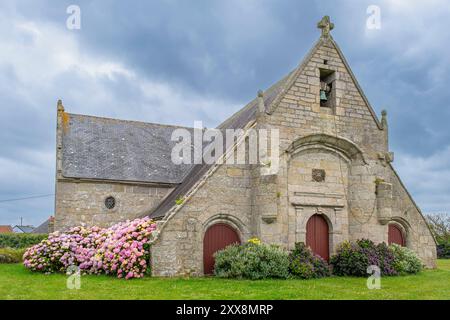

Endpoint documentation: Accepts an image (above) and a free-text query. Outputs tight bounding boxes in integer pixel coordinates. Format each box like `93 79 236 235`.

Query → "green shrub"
330 241 368 276
437 243 450 259
0 248 26 264
214 242 290 280
288 243 331 279
391 244 423 274
0 233 48 249
374 242 397 276
330 239 397 277
0 254 14 264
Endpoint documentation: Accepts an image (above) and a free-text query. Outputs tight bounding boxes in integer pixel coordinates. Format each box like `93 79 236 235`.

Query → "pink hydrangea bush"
93 218 157 279
23 217 157 279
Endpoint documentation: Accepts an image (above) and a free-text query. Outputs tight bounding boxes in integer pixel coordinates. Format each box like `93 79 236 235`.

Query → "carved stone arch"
287 133 367 164
390 216 412 229
202 214 250 239
289 145 352 166
311 208 335 232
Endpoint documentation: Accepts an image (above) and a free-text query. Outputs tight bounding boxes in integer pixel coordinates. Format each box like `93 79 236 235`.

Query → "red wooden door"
306 214 329 260
388 224 405 246
203 223 240 275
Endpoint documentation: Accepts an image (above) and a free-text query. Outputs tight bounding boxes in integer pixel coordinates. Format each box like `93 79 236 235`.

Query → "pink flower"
23 217 157 279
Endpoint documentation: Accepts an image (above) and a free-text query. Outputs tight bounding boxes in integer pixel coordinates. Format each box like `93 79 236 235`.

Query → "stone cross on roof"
317 16 334 38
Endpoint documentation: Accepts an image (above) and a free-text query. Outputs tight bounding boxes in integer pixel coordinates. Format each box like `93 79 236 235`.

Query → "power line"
0 194 54 203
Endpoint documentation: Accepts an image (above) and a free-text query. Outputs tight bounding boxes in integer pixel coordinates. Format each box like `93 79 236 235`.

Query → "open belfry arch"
54 16 437 276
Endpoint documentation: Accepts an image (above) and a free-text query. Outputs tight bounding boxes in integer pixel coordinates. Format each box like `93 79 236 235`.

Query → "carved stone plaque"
312 169 326 182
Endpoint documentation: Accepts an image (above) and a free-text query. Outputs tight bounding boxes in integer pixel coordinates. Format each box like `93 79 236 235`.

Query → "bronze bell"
320 90 328 101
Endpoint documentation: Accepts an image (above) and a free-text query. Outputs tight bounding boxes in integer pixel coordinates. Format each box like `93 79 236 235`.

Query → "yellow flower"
247 237 261 245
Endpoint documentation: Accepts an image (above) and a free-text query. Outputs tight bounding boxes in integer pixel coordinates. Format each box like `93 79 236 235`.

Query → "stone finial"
57 99 65 112
381 109 388 129
317 16 334 38
257 90 265 113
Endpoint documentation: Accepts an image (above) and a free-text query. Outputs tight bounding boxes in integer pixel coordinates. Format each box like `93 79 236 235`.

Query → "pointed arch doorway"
306 214 330 261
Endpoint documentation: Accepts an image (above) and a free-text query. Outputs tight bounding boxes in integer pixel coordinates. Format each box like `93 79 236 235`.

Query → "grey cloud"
0 0 449 228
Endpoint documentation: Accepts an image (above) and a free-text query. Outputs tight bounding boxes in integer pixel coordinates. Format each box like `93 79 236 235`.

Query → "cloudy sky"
1 0 449 227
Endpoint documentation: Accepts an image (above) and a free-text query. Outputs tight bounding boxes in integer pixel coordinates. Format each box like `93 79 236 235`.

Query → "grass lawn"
0 260 449 300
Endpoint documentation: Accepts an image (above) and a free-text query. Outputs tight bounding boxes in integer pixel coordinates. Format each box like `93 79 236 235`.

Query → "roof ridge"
217 71 293 130
66 112 194 130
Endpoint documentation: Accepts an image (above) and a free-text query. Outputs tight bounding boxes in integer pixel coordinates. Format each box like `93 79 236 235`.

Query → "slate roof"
13 225 35 233
32 217 54 234
62 115 196 184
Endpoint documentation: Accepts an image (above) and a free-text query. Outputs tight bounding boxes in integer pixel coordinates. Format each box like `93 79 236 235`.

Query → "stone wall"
262 37 436 267
55 180 172 231
267 39 384 156
265 40 436 267
151 162 253 276
286 148 350 254
389 167 437 267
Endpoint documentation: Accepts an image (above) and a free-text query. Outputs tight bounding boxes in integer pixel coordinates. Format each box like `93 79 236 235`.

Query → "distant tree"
426 213 450 244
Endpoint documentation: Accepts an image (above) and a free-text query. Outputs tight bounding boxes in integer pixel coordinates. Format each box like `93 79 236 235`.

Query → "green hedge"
0 233 48 249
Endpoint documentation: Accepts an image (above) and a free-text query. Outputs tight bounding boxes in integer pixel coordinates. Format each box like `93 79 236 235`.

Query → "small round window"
105 196 116 210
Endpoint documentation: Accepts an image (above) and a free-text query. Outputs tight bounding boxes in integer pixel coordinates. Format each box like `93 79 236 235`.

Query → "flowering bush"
390 244 423 274
359 239 397 276
329 241 367 276
214 242 290 280
23 217 157 279
94 218 156 279
288 243 331 279
330 239 398 277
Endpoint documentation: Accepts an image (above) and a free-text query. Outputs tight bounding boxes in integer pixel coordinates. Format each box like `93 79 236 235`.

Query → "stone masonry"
149 17 436 275
55 179 173 230
55 16 437 275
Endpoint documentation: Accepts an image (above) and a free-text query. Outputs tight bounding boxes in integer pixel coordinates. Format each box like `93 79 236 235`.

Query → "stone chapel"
54 17 437 276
